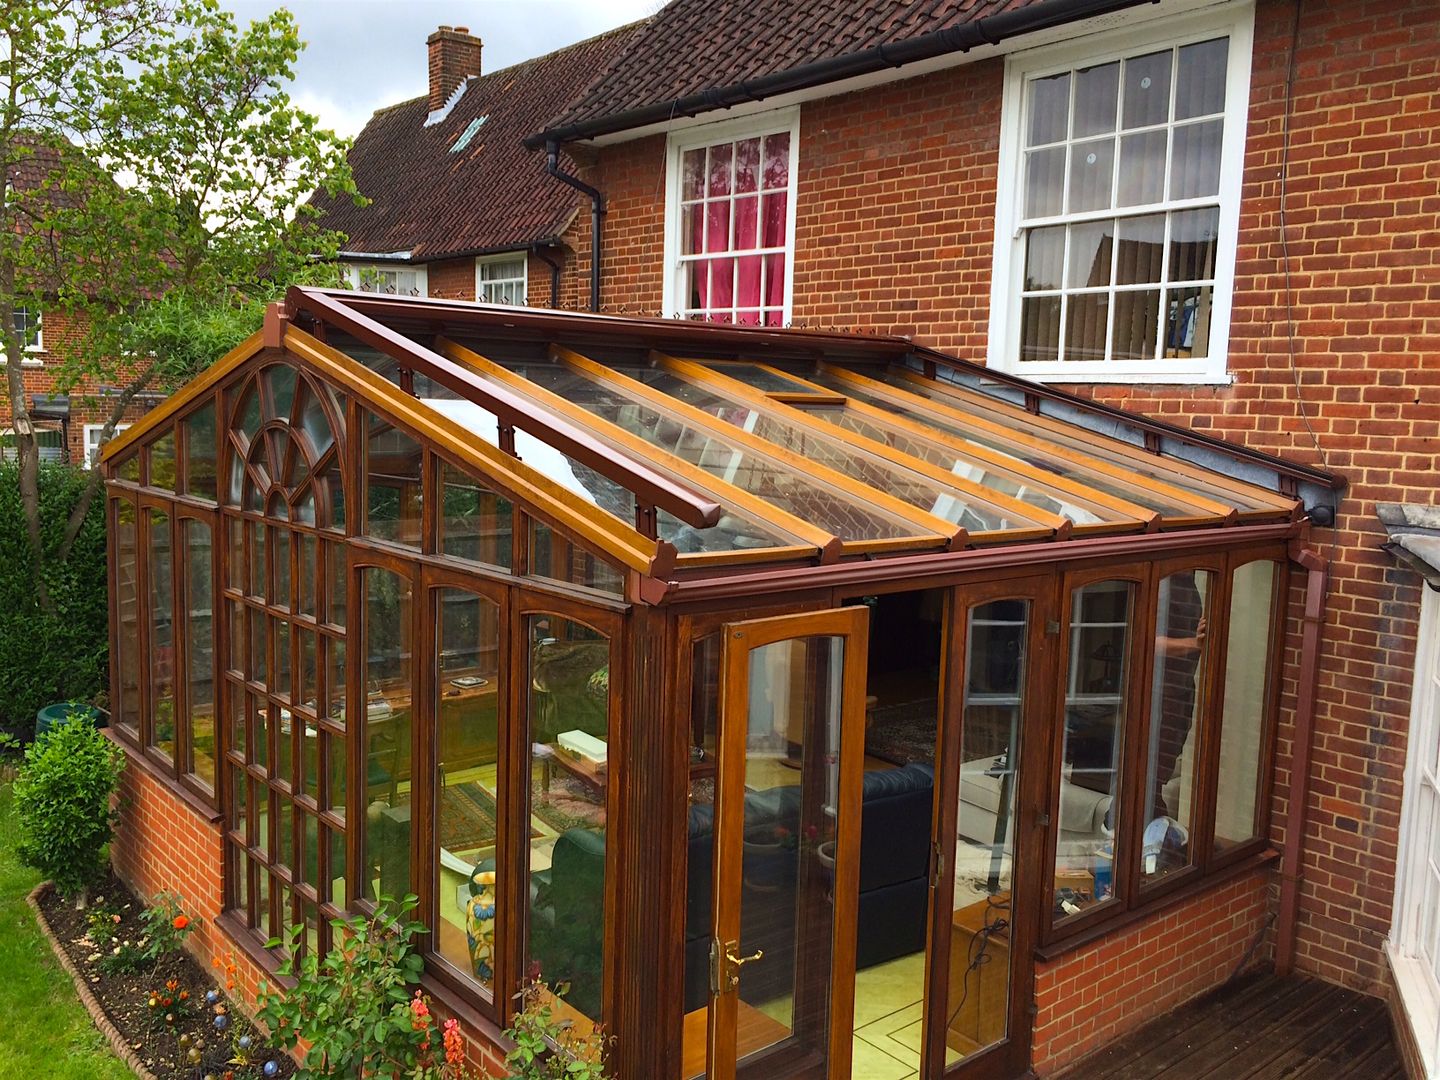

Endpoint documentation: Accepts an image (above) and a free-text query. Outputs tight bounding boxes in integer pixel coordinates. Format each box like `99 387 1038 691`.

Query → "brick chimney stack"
427 25 482 112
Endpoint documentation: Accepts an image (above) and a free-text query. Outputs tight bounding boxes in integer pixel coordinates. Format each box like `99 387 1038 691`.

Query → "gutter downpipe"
530 242 563 308
1275 542 1330 977
544 141 604 312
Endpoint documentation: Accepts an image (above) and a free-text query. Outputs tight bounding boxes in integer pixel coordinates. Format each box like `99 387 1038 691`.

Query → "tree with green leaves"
1 0 358 611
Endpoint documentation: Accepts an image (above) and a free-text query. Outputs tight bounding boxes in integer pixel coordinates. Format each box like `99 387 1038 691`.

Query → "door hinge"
930 839 946 887
1037 812 1051 828
1045 619 1061 636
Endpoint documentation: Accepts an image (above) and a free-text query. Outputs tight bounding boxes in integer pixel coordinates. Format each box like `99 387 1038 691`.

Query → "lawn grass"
0 781 131 1080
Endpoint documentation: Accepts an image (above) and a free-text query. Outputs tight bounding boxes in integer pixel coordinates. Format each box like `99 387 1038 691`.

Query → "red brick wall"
110 747 512 1074
426 256 476 300
1 308 155 464
581 0 1436 1003
1032 868 1274 1075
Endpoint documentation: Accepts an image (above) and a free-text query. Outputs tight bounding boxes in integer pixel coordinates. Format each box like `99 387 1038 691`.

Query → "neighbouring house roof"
530 0 1155 146
311 23 640 263
1378 504 1440 590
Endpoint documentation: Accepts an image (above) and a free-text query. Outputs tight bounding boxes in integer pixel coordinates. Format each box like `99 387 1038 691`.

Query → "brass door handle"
726 946 764 968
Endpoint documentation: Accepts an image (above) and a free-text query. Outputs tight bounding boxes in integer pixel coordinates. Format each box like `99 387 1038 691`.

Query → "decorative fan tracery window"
225 364 347 531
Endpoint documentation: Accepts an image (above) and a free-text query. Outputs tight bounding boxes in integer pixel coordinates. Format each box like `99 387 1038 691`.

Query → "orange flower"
173 915 190 930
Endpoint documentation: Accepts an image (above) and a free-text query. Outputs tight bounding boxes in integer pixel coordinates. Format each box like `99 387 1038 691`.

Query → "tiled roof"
545 0 1048 135
312 23 639 262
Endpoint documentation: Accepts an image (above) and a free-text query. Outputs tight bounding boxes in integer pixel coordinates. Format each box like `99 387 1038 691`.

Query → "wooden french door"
924 577 1056 1080
705 606 870 1080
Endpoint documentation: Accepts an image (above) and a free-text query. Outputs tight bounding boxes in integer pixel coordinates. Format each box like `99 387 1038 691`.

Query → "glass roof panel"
699 362 826 395
871 372 1275 512
494 365 928 543
631 370 1042 532
419 397 798 555
805 371 1215 519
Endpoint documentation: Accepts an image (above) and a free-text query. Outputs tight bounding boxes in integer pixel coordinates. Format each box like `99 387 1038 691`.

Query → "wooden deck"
1061 970 1405 1079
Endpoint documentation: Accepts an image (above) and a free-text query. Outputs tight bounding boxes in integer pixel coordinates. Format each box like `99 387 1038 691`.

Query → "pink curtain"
687 133 790 323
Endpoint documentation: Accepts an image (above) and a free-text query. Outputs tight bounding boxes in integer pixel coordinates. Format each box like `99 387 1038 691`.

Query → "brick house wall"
551 0 1436 1050
1 308 154 466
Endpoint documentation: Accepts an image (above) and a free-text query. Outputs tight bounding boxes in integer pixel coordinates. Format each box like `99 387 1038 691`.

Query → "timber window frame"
661 107 800 327
987 4 1255 385
475 253 527 305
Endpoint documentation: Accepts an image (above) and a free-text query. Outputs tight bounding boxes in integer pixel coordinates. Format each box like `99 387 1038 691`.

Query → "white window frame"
475 253 528 305
661 107 800 326
341 262 428 298
5 306 44 366
84 423 130 468
1390 586 1440 1077
987 3 1254 385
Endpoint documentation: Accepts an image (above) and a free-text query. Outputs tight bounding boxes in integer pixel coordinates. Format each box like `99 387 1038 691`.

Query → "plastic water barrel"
34 702 105 741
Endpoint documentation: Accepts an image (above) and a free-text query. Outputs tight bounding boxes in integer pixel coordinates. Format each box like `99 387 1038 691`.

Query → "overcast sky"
220 1 660 138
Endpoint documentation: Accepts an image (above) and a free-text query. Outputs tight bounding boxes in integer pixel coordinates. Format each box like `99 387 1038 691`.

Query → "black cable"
946 891 1011 1031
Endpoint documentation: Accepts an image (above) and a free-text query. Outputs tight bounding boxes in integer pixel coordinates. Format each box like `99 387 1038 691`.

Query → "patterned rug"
865 698 940 765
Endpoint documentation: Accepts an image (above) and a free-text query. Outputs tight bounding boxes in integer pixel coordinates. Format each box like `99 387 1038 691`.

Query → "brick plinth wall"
109 743 511 1074
1032 867 1275 1075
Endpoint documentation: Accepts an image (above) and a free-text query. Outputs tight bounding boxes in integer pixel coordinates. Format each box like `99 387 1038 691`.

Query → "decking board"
1059 972 1402 1080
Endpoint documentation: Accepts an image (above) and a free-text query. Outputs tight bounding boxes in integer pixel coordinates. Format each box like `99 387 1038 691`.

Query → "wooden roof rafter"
432 336 842 567
653 352 1157 539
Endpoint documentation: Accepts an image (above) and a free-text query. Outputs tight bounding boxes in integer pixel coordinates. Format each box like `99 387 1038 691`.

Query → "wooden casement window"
1044 549 1286 944
475 254 527 306
217 363 351 961
106 412 223 810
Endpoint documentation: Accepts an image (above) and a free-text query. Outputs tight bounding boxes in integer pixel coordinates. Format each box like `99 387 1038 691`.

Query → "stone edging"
27 881 160 1080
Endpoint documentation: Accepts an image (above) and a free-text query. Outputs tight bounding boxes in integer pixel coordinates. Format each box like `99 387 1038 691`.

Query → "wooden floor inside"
1061 970 1405 1079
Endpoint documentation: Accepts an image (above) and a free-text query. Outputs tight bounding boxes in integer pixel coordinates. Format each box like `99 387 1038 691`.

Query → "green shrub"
255 895 431 1078
13 711 124 900
0 462 109 740
497 981 611 1080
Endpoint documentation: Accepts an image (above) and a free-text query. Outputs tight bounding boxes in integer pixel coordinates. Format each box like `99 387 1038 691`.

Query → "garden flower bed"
33 871 293 1080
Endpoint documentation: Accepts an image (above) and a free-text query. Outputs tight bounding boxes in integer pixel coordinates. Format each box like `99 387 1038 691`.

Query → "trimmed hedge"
0 462 108 740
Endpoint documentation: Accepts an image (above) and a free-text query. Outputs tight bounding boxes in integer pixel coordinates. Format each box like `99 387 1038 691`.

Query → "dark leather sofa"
531 763 936 1018
681 762 935 1011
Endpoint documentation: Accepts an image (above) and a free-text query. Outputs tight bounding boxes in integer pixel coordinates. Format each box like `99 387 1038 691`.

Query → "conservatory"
102 289 1341 1080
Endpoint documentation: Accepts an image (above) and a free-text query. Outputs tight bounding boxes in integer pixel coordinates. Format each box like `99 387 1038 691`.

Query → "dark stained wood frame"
98 310 1308 1080
927 575 1059 1080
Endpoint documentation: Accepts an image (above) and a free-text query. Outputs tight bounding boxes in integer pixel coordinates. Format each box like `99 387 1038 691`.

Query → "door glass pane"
948 599 1027 1064
734 635 845 1076
1056 580 1134 921
1141 571 1212 885
1215 561 1278 851
148 509 176 760
435 588 503 998
362 567 413 902
526 615 610 1028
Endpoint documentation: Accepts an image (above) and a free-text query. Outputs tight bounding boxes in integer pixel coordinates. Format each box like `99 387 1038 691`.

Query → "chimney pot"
427 25 482 113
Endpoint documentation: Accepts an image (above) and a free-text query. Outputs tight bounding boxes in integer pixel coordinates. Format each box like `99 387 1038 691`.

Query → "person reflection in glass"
1151 572 1207 822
